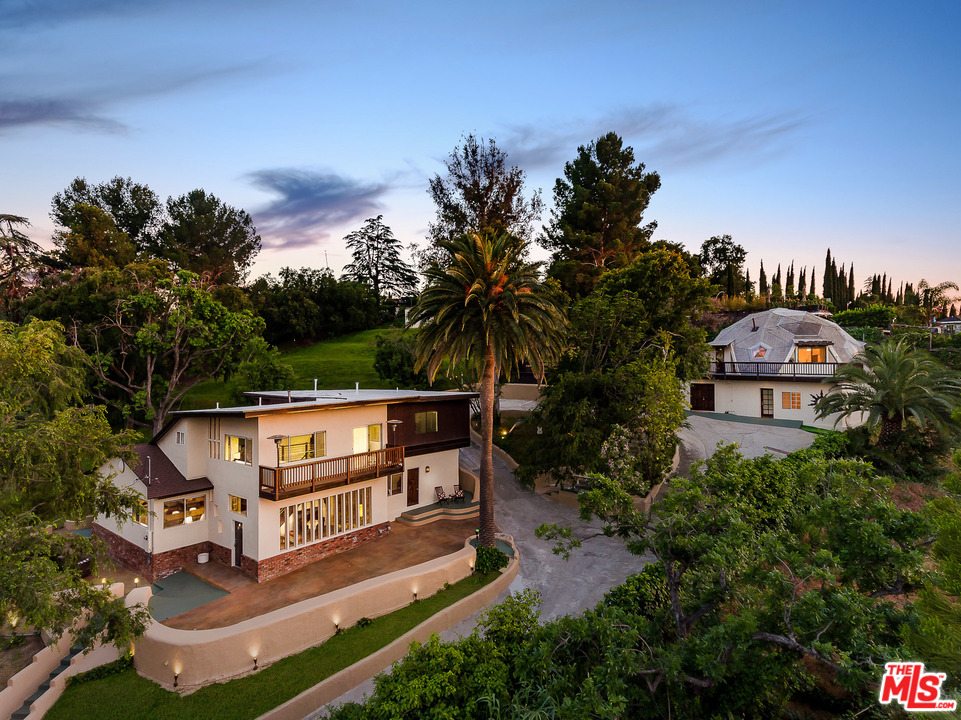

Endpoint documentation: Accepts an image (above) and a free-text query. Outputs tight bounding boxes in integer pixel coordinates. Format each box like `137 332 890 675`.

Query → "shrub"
602 563 668 619
474 545 508 574
67 652 133 686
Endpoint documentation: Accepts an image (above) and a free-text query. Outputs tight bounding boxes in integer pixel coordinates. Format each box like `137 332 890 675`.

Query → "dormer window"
797 346 827 363
752 346 767 359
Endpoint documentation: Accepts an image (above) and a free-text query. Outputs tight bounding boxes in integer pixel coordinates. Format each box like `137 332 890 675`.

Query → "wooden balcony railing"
259 446 404 501
709 361 840 380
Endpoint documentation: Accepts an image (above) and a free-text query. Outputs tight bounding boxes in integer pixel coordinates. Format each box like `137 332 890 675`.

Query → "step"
11 644 84 719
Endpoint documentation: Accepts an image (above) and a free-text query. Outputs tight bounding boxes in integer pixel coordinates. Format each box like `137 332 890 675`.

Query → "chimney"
146 455 152 486
314 378 318 392
355 382 359 394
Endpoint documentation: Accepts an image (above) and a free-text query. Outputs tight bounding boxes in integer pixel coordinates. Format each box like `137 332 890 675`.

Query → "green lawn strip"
800 425 839 436
47 571 498 720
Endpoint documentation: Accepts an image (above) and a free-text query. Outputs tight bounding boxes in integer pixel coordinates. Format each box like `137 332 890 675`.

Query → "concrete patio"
163 517 480 630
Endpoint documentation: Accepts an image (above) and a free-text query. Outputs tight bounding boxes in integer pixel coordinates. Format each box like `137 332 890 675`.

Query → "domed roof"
710 308 864 364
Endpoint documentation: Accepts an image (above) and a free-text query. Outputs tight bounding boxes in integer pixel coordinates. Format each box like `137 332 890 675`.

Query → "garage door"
690 384 715 411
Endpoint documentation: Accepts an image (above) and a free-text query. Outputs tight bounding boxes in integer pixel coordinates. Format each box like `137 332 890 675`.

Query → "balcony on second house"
259 446 405 501
708 360 840 381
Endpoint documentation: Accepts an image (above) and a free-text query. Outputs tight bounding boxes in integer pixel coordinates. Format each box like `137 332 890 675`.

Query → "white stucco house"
687 308 865 429
94 388 477 583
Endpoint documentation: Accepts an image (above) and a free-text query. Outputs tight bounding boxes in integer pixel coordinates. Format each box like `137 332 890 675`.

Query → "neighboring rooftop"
710 308 864 364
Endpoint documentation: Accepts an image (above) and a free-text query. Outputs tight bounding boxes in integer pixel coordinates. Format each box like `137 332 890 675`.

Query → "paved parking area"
677 412 817 473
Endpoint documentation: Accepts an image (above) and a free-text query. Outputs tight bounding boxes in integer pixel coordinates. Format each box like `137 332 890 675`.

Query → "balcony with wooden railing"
709 361 840 381
259 446 405 501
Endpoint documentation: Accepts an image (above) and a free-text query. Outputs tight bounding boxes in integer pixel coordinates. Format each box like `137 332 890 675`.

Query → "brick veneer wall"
253 522 390 582
95 522 391 583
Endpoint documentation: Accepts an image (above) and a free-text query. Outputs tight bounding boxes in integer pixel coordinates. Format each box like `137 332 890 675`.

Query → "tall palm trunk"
878 412 903 448
478 345 497 548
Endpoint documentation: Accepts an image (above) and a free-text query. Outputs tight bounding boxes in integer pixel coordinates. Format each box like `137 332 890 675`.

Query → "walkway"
163 518 479 630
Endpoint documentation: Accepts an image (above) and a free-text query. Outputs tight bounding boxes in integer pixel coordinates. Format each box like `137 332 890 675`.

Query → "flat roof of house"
155 388 478 442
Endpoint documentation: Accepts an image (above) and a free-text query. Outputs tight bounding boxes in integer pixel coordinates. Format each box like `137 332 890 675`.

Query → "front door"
234 521 243 567
406 468 419 507
690 383 715 411
760 388 774 418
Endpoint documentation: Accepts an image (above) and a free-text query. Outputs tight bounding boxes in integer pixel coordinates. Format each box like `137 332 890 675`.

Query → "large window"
414 411 438 434
278 432 326 463
797 346 827 363
279 486 373 550
226 435 252 465
163 495 206 529
352 425 382 454
782 392 801 410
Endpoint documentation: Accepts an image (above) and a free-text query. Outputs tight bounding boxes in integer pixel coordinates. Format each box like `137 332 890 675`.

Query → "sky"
3 0 960 294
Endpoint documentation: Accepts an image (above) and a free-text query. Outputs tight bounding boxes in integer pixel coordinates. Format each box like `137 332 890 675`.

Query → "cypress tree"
849 265 855 304
810 268 816 298
775 263 782 289
798 266 806 300
759 261 768 295
745 268 752 296
823 250 833 301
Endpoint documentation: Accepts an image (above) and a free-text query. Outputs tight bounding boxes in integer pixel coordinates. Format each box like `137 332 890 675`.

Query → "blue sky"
3 0 960 293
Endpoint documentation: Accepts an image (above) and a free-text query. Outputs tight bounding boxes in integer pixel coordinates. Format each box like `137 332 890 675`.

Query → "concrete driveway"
677 413 817 475
312 445 643 715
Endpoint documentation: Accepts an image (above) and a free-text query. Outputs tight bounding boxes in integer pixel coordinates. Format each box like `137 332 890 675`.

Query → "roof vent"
751 318 758 332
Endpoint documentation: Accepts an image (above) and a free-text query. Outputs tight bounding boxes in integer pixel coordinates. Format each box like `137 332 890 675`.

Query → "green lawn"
47 571 499 720
179 328 393 411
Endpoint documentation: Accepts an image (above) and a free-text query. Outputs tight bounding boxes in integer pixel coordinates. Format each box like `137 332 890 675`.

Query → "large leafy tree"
917 278 959 326
816 338 961 447
51 176 162 253
53 203 136 269
538 441 930 717
80 266 264 434
155 189 261 284
423 135 543 267
698 234 747 297
342 215 418 303
544 131 661 297
409 232 567 547
0 320 150 649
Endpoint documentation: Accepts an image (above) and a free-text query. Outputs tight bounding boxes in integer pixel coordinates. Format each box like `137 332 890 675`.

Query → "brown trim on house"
404 437 471 457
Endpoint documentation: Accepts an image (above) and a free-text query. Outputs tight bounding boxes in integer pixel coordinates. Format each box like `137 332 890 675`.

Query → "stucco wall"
129 537 479 688
95 460 150 552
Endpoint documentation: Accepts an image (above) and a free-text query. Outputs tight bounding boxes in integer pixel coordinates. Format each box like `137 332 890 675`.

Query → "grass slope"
47 571 498 720
179 328 392 411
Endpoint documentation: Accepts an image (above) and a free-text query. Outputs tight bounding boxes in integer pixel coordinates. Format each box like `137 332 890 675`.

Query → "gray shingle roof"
710 308 864 364
129 444 213 500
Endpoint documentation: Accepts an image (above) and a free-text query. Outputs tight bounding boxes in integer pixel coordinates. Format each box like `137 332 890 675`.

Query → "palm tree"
815 338 961 447
917 279 959 327
409 232 568 547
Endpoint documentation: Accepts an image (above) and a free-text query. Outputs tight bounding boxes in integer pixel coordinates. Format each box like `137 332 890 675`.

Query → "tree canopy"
698 234 747 297
342 215 418 302
423 135 543 267
544 131 661 297
0 319 150 649
54 203 136 269
0 214 44 315
155 189 261 284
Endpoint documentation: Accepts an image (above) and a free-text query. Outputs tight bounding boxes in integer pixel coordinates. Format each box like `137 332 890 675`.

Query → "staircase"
10 645 83 720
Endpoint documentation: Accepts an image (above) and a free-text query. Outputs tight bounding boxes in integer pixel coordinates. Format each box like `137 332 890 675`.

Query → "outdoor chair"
435 486 451 505
452 485 465 503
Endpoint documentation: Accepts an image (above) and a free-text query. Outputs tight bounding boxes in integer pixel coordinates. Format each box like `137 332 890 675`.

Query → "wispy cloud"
0 0 181 29
248 169 391 249
0 97 126 132
498 105 807 172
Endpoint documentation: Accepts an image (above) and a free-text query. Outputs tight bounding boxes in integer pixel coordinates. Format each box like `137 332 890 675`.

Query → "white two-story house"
94 388 477 583
687 308 865 429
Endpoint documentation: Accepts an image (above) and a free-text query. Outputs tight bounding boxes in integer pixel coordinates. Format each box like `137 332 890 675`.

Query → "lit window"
278 433 323 463
135 500 148 526
163 495 207 528
388 473 402 496
797 346 826 363
753 346 767 359
176 431 186 445
226 435 252 464
208 418 221 459
415 411 438 434
279 487 373 551
782 392 801 410
229 495 247 515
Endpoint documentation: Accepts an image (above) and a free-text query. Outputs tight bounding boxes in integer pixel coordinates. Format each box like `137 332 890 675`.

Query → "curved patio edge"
256 534 519 720
128 536 489 688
